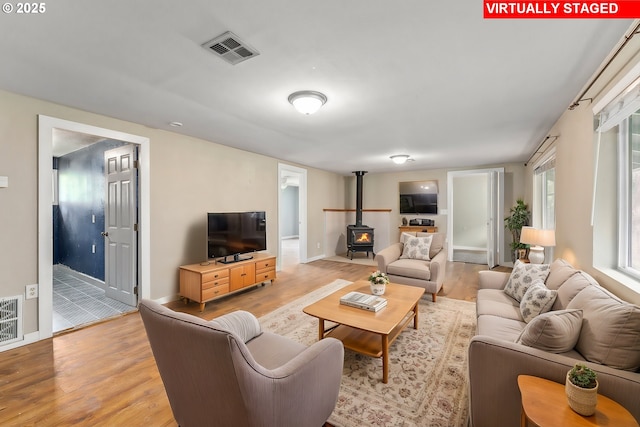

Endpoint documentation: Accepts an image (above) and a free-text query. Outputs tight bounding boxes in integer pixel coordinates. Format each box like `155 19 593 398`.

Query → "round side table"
517 375 639 427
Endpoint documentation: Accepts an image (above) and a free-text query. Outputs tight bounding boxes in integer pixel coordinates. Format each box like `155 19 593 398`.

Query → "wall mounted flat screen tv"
400 194 438 214
399 180 438 214
207 211 266 263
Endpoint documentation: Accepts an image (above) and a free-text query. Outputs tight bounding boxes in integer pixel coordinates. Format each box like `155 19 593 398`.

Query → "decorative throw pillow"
400 232 416 244
400 235 433 261
516 309 583 353
503 260 551 302
209 310 262 343
520 281 557 323
567 285 640 371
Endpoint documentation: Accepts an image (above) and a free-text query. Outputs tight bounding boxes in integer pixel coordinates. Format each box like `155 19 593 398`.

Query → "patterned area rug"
258 279 476 427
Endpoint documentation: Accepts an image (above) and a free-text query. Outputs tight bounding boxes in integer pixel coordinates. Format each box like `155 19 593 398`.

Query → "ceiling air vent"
202 31 260 65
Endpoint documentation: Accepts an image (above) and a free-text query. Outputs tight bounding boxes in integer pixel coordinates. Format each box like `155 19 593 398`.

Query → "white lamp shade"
520 227 556 247
288 91 327 115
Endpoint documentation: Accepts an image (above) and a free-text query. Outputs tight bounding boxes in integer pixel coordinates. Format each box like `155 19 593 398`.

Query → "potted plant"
565 363 599 416
368 271 389 295
504 199 530 262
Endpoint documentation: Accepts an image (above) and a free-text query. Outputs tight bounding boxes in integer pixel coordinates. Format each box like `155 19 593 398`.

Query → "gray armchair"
139 299 344 427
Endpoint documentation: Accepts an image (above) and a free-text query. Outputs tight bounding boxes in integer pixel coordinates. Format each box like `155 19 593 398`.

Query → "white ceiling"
0 1 632 174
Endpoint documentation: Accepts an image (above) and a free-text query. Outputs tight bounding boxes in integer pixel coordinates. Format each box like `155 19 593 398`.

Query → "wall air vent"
202 31 260 65
0 295 22 346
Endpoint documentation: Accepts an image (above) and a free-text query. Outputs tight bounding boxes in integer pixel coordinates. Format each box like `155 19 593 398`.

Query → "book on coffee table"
339 291 387 312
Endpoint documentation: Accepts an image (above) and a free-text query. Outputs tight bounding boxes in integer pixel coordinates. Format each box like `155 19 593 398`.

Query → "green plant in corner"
568 364 598 389
504 199 530 259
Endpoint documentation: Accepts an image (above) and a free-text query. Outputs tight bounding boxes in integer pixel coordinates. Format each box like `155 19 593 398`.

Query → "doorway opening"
51 136 138 332
447 168 504 267
278 164 307 270
38 116 150 340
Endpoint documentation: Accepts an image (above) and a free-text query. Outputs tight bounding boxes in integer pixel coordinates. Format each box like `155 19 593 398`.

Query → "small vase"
370 281 386 296
565 373 598 416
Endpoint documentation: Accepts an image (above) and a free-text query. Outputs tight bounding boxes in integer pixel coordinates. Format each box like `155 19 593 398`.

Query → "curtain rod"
569 20 640 110
525 135 559 166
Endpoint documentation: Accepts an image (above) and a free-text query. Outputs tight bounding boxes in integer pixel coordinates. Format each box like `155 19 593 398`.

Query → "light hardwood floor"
0 259 507 426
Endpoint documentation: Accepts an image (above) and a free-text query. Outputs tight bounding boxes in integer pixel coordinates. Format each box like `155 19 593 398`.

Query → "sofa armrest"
428 247 447 286
468 335 640 427
376 242 403 273
478 270 510 290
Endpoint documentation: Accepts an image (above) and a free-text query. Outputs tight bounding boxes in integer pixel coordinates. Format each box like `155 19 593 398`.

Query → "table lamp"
520 227 556 264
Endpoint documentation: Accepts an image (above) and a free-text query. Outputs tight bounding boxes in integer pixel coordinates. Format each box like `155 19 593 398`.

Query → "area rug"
258 279 476 427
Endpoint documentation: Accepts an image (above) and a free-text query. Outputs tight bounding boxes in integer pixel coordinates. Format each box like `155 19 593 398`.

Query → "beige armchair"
139 299 344 427
376 232 447 302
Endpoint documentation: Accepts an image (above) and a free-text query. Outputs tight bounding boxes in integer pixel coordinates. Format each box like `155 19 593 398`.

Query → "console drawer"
202 269 229 283
202 276 229 289
256 258 275 270
255 269 276 282
202 283 230 301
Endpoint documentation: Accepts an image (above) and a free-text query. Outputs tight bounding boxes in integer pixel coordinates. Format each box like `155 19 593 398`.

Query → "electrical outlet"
25 284 38 300
317 242 321 249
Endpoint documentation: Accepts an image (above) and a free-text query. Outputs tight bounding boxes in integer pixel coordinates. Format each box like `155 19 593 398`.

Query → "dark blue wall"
54 140 128 281
53 158 61 265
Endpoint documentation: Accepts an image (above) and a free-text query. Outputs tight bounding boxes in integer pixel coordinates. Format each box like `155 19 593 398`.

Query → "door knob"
101 231 109 237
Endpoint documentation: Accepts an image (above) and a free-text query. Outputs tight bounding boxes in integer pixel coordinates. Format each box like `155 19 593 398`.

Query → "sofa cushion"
503 260 551 302
417 232 444 259
476 289 523 321
209 310 262 343
245 331 307 369
567 285 640 371
516 309 583 353
400 235 433 261
552 271 597 311
387 259 431 280
545 258 579 290
477 314 526 342
520 281 557 323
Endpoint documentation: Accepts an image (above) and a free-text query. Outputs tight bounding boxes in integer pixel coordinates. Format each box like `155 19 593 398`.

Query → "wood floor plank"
0 259 499 426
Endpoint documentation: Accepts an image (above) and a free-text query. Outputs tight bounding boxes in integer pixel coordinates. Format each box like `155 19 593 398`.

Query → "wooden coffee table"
303 280 424 383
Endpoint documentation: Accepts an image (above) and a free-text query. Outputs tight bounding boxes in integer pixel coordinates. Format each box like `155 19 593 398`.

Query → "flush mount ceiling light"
288 91 327 115
390 154 411 164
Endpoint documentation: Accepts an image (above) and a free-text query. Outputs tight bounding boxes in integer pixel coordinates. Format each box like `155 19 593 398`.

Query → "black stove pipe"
353 171 367 227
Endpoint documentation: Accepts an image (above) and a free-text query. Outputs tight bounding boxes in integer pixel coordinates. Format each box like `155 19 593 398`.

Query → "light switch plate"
0 176 8 188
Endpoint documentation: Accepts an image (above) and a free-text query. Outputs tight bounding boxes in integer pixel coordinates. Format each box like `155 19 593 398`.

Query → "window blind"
534 158 555 175
596 76 640 132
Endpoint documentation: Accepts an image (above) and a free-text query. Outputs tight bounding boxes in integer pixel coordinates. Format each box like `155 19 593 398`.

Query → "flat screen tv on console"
207 211 267 263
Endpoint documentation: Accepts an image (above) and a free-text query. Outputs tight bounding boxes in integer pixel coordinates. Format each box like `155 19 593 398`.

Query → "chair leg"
432 293 436 302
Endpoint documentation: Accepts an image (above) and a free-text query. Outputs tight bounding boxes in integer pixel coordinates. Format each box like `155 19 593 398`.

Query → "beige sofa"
376 232 446 302
468 259 640 427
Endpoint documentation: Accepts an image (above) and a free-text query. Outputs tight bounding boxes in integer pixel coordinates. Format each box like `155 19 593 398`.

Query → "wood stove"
346 171 375 259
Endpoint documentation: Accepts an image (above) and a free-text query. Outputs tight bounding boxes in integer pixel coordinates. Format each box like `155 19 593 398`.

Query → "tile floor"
281 237 299 268
53 265 136 333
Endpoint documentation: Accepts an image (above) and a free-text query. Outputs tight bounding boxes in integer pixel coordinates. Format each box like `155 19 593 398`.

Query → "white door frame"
277 163 307 269
447 167 504 266
38 115 150 340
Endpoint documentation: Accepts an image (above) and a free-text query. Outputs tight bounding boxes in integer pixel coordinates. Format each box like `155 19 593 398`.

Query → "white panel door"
104 145 137 306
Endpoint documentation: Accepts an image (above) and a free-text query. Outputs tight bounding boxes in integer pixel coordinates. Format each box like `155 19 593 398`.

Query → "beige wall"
344 164 526 258
524 77 640 305
0 89 345 336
